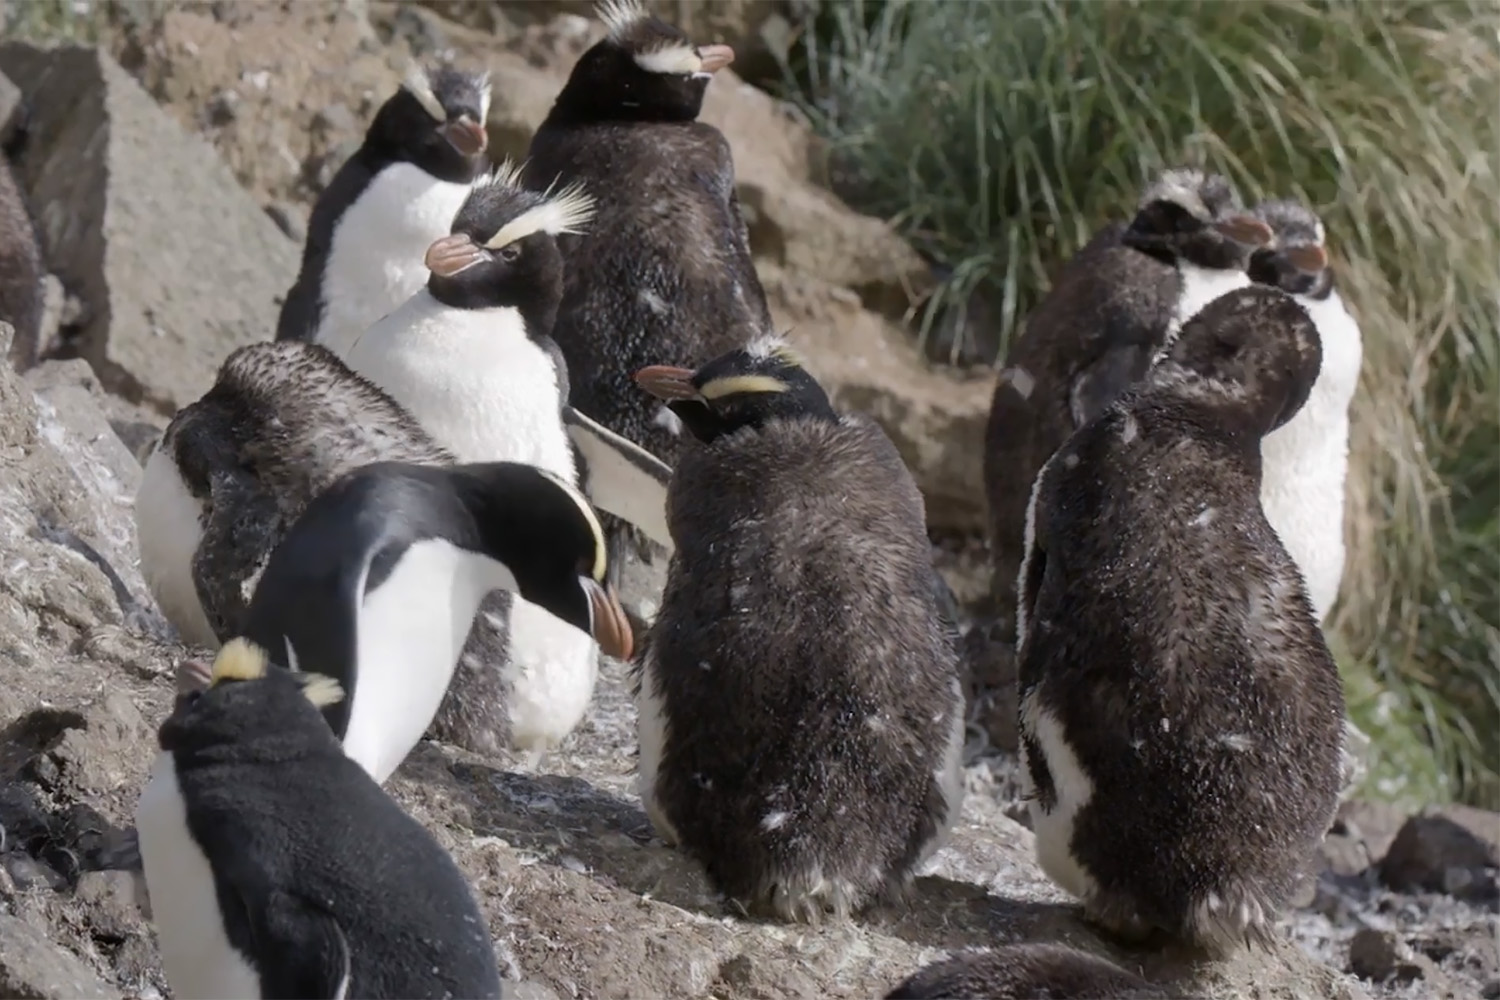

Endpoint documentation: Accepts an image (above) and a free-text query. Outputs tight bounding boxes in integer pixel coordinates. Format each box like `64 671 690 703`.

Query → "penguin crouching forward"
218 459 632 785
886 944 1164 1000
524 0 771 584
276 64 491 355
983 168 1271 630
136 639 503 1000
1248 198 1362 624
632 336 965 922
1016 286 1345 955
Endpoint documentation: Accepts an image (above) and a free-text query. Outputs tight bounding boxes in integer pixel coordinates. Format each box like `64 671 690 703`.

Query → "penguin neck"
427 278 558 345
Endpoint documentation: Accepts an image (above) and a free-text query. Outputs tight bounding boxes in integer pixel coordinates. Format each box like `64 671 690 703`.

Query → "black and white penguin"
522 0 771 581
886 944 1163 1000
1248 198 1362 624
275 64 491 356
343 161 637 758
983 168 1272 633
135 639 504 1000
1015 286 1345 955
630 335 965 922
0 144 42 371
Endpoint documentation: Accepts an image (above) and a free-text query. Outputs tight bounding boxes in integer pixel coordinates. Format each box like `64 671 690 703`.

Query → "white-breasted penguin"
886 944 1164 1000
275 64 491 356
983 168 1272 634
1248 198 1362 624
1015 286 1346 956
630 336 966 922
136 639 504 1000
522 0 771 586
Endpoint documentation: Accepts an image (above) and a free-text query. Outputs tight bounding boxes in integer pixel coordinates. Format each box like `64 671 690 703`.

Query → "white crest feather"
636 44 702 75
298 673 346 709
401 65 446 122
484 182 597 250
477 71 493 121
474 158 526 193
596 0 648 40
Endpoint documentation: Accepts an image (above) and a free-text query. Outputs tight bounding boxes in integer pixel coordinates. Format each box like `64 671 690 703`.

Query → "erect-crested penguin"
983 167 1272 638
1248 197 1362 624
1015 286 1345 956
522 0 770 589
630 335 965 922
886 944 1164 1000
136 639 504 1000
275 64 491 356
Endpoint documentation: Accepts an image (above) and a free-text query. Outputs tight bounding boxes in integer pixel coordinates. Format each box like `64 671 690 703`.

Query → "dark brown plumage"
1015 285 1345 956
886 944 1164 1000
521 0 772 578
983 168 1271 635
632 338 964 923
0 152 42 372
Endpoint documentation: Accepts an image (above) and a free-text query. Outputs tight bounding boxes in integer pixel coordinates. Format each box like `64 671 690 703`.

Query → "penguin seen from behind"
1015 286 1345 955
1248 197 1362 624
523 0 772 590
983 168 1272 636
276 64 491 356
136 639 504 1000
631 336 965 922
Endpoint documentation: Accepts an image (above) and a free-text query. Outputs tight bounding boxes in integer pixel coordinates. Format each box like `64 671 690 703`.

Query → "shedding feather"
210 638 270 686
484 182 597 250
745 332 808 370
298 673 347 709
596 0 647 40
1140 168 1209 217
401 65 446 122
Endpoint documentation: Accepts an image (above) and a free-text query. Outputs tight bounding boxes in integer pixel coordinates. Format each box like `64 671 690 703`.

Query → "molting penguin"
983 168 1272 634
886 944 1164 1000
135 639 504 1000
344 162 632 758
1015 286 1345 956
1248 198 1362 624
0 146 43 371
631 336 965 922
217 459 633 785
135 340 451 648
275 64 491 355
523 0 772 585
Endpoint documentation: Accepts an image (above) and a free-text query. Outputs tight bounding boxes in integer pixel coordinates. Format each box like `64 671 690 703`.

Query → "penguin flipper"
192 472 284 642
562 404 674 552
255 890 353 1000
1068 343 1154 428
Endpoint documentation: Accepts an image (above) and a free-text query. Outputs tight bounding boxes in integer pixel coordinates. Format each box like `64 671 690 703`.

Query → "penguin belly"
632 646 682 846
1259 291 1361 623
315 164 471 360
136 753 263 1000
1165 264 1254 345
341 539 519 784
1018 688 1101 903
134 446 219 648
498 598 599 751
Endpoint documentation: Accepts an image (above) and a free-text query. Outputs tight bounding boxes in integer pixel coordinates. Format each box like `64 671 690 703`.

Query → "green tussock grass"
787 0 1500 807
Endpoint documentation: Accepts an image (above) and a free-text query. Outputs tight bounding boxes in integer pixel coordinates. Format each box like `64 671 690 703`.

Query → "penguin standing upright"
522 0 770 582
630 336 965 922
276 64 491 356
886 944 1164 1000
983 169 1272 635
1248 198 1362 623
1015 286 1345 955
136 639 504 1000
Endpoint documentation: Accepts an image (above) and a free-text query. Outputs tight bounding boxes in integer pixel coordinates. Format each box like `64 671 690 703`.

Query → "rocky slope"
0 3 1494 999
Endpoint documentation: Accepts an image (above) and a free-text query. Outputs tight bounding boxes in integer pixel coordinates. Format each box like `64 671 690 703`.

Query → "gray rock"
1380 810 1500 900
0 43 298 416
1349 928 1403 982
0 912 114 1000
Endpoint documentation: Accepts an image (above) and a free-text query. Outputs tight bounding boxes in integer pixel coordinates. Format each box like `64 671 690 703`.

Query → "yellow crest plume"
210 638 270 686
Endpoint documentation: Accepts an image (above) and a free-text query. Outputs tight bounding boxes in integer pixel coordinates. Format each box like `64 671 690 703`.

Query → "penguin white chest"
341 539 519 784
345 292 577 483
136 753 263 1000
134 446 220 648
1167 264 1254 343
316 164 471 359
1259 289 1363 622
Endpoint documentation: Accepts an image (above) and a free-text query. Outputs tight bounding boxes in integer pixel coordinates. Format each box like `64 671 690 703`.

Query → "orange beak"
1283 243 1329 273
696 44 735 75
586 579 634 661
1213 214 1276 248
425 233 487 277
634 365 700 401
441 117 488 157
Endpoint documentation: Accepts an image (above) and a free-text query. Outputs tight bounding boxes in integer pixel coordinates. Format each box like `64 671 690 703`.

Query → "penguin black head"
1155 285 1323 436
424 161 596 324
1247 198 1335 299
451 461 635 661
366 65 492 185
633 334 836 444
160 640 346 756
1121 168 1275 269
549 0 736 124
